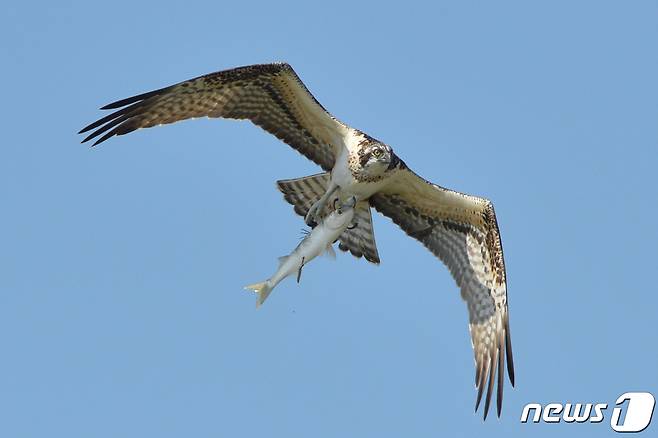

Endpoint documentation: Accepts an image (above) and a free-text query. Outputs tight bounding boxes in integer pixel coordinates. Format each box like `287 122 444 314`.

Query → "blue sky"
2 1 657 437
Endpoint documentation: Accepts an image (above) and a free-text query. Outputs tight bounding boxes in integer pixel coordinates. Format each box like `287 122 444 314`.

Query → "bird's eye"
372 149 382 158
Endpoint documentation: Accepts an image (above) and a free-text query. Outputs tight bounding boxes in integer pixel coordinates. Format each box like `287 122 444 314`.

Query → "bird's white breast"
331 147 388 201
332 147 356 190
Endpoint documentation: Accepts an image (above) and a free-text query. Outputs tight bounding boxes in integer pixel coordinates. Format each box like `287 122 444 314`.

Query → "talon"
304 184 339 227
332 198 339 211
347 221 358 230
305 200 323 226
304 209 318 227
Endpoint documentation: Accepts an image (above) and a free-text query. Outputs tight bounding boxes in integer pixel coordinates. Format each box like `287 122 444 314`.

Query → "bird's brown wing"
371 167 514 419
79 63 350 171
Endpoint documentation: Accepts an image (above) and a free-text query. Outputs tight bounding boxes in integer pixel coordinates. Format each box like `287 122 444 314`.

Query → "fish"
245 198 357 307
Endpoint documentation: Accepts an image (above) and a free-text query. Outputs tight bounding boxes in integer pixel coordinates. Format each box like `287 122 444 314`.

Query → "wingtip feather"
505 315 515 387
474 359 487 413
497 336 505 417
483 354 496 421
99 86 167 110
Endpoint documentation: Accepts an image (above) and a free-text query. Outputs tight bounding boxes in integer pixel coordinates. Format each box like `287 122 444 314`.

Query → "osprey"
79 62 515 419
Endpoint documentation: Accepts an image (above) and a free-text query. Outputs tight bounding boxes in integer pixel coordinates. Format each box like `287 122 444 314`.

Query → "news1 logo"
520 392 655 433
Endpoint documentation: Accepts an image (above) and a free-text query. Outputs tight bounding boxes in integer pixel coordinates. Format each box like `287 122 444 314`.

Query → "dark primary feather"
79 63 347 171
100 87 169 110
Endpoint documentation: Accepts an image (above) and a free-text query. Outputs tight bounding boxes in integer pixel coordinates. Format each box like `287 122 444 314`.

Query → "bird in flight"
79 62 515 419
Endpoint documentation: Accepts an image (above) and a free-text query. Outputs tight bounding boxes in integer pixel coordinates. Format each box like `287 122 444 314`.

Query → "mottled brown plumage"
79 63 347 171
79 62 514 419
371 168 514 419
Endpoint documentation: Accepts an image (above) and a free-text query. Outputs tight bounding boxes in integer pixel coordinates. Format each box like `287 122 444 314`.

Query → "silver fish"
245 198 357 307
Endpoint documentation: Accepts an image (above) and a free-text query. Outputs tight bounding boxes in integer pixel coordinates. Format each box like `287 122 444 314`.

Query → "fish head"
324 203 356 231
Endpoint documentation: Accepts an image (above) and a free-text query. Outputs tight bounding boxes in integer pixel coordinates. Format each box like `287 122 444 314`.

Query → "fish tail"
244 281 272 308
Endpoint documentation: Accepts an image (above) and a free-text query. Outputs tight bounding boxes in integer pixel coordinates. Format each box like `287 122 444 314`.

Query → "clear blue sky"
2 1 657 437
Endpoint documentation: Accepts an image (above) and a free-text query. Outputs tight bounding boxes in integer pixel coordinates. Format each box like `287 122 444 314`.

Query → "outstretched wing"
79 63 350 171
277 173 380 264
370 168 515 420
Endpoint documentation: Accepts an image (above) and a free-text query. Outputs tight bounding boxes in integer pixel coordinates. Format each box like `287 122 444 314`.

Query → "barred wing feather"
79 63 349 171
371 168 515 419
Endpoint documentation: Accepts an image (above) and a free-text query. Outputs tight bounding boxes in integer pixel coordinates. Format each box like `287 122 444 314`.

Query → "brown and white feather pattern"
277 173 380 264
79 63 350 171
370 168 515 419
79 62 514 419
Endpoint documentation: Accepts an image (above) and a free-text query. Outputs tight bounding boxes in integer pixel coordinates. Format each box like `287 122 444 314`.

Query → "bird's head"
357 141 398 176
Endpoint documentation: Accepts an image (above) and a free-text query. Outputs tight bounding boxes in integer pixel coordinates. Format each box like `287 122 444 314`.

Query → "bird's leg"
304 183 339 226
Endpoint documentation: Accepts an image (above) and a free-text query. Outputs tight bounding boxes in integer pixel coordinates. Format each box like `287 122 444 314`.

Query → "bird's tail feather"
277 173 381 264
244 281 272 308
